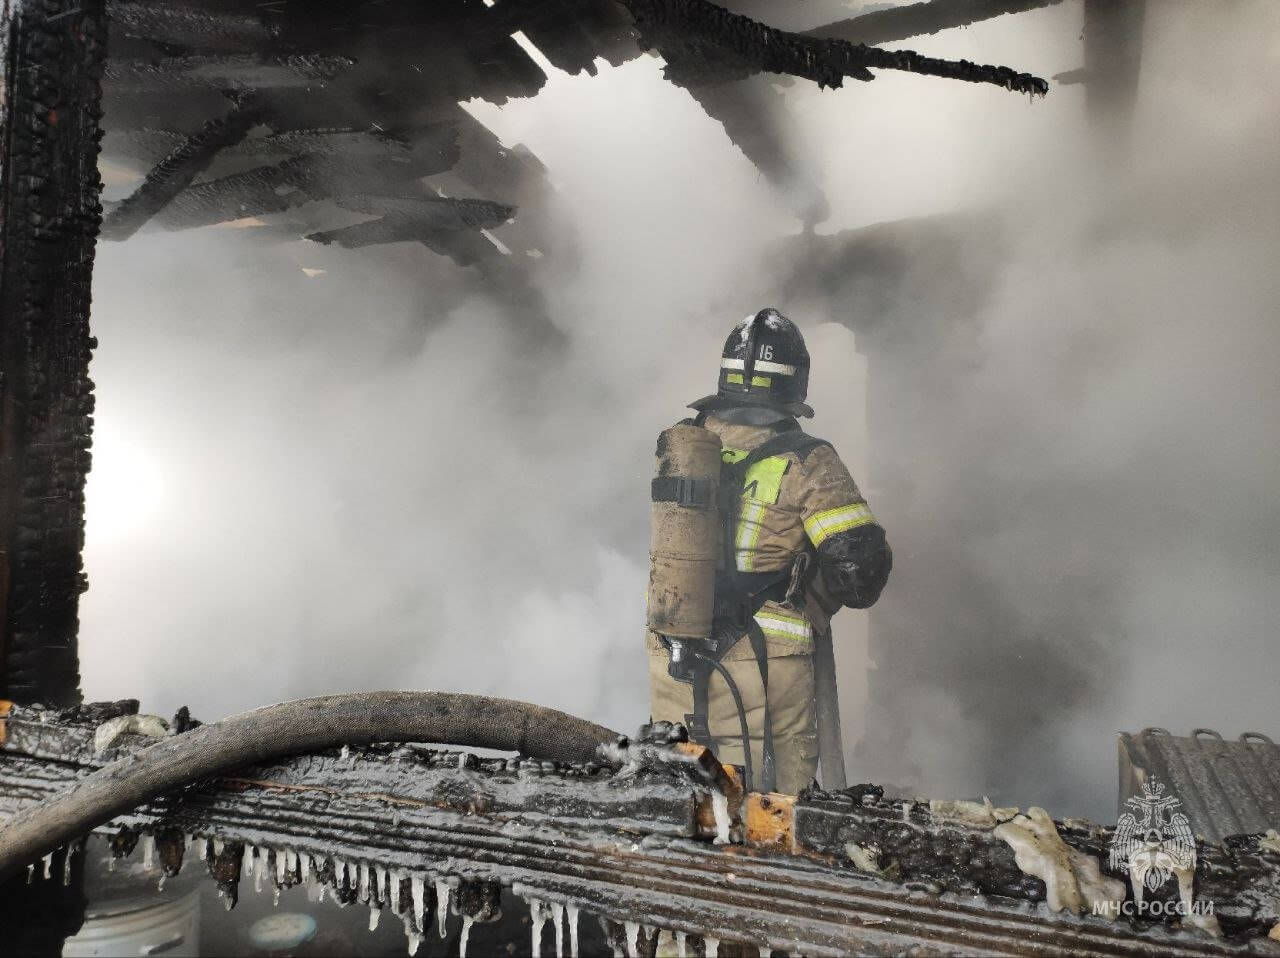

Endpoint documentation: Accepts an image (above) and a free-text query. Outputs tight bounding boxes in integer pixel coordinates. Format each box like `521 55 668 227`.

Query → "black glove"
818 524 892 609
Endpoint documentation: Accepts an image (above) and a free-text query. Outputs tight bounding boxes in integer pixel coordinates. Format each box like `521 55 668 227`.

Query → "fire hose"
0 691 619 881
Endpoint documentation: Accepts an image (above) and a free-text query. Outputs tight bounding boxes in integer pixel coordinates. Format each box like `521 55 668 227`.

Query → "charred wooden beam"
804 0 1066 46
108 2 279 52
102 52 354 94
623 0 1049 95
3 704 1278 955
100 94 267 240
0 0 108 707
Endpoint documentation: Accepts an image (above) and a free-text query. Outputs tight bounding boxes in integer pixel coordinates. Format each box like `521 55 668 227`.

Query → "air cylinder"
647 424 721 639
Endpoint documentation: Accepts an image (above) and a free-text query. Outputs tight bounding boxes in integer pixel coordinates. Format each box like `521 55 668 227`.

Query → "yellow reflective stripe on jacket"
733 456 790 571
804 502 875 546
754 608 811 641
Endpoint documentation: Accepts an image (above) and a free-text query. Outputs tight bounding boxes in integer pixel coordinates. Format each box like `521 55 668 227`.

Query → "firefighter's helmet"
690 308 813 418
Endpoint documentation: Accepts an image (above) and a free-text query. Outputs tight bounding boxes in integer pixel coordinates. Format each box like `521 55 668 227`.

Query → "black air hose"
0 691 619 881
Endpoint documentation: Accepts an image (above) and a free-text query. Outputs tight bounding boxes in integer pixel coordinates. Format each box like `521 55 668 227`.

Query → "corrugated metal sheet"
1118 728 1280 844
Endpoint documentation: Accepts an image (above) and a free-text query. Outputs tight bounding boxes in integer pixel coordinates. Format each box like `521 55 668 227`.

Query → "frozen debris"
434 878 450 937
710 791 731 845
460 915 473 957
624 920 639 958
530 898 547 956
254 849 265 894
844 842 884 876
929 797 1018 828
406 930 422 956
567 903 580 958
994 807 1125 916
62 844 75 885
143 834 156 871
704 936 720 958
213 838 225 857
411 874 426 930
1261 830 1280 855
550 902 565 957
92 713 169 753
1171 860 1223 937
675 930 686 958
42 852 52 880
369 901 381 931
358 861 369 901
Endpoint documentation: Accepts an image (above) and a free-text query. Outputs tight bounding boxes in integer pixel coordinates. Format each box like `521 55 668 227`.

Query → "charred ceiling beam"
802 0 1066 46
307 197 516 251
102 52 354 94
0 0 108 708
4 704 1277 954
622 0 1049 95
108 1 279 52
100 95 267 241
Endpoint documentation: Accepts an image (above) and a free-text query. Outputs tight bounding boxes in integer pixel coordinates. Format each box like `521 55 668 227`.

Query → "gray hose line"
0 691 619 881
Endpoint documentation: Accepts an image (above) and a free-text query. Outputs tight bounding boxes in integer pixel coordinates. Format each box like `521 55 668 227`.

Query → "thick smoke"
82 2 1278 822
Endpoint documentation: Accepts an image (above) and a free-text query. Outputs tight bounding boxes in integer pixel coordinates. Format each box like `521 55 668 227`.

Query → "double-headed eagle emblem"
1110 779 1196 901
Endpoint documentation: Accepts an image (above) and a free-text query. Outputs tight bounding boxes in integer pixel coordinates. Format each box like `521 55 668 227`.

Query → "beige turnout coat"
647 414 875 793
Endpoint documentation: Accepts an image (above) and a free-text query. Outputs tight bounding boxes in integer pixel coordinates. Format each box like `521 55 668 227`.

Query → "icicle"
241 847 253 880
62 846 74 885
410 875 426 930
567 903 580 958
254 850 265 894
460 915 474 957
391 872 405 915
26 863 34 884
158 874 167 892
196 839 209 862
285 849 298 883
108 856 117 873
406 931 422 957
318 883 326 904
212 838 225 857
435 879 450 938
142 835 155 871
624 921 640 958
675 931 687 958
42 852 53 880
710 791 731 845
369 902 381 932
368 863 379 904
275 849 287 885
272 885 281 907
300 852 311 885
340 744 350 761
530 899 547 957
551 902 565 958
358 861 370 901
705 937 720 958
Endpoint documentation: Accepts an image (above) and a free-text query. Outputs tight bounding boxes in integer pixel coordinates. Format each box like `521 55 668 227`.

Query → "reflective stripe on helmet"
721 358 797 376
754 609 811 641
804 502 875 546
725 373 772 386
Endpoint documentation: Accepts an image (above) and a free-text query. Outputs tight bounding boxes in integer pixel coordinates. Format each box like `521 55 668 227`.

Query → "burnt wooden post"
0 0 107 706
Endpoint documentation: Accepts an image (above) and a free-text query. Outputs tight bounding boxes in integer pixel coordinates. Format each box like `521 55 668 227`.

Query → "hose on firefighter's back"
0 691 619 882
690 651 755 793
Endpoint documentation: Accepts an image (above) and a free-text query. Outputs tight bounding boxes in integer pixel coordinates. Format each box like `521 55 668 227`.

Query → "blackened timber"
2 708 1277 955
0 0 108 707
101 95 266 240
622 0 1050 95
108 2 278 52
804 0 1065 46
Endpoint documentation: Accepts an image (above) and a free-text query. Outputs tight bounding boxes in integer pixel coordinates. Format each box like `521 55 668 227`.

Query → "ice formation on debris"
435 878 451 937
567 903 580 958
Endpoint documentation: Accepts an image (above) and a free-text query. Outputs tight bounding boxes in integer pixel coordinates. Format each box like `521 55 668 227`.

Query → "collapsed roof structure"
4 0 1276 955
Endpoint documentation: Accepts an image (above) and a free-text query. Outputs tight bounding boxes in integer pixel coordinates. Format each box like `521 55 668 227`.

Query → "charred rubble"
3 701 1280 956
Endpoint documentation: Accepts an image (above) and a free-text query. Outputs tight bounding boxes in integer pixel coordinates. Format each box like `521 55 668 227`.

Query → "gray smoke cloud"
81 2 1278 823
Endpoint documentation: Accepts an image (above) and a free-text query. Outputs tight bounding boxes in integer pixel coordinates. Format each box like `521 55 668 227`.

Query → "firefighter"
646 308 891 794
